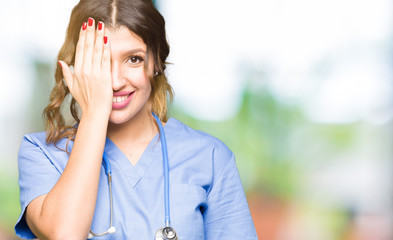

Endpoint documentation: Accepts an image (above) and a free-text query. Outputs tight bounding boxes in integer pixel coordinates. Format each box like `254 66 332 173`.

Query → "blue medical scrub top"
15 118 258 239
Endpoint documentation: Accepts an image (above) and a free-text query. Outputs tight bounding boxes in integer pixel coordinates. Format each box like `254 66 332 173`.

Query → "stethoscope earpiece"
108 226 116 233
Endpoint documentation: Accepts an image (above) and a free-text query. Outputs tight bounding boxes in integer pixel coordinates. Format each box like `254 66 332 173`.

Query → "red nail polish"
98 21 103 30
82 22 87 30
58 61 62 67
104 36 108 44
88 18 93 27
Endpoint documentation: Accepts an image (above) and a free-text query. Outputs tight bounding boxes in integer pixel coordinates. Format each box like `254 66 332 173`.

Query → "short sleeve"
15 135 62 239
203 153 258 239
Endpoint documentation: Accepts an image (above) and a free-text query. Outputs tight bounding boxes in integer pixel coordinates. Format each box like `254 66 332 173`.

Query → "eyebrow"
122 48 146 58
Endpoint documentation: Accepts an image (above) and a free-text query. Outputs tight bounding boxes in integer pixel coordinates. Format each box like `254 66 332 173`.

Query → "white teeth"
112 95 128 103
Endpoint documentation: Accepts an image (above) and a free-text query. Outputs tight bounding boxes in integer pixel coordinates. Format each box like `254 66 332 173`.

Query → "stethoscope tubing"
103 153 114 229
88 153 115 239
152 112 171 227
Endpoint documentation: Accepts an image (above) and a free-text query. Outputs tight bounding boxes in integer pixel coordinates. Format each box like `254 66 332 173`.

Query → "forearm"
27 112 109 239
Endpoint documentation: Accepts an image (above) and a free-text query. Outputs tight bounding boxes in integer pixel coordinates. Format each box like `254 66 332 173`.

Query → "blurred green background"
1 0 392 239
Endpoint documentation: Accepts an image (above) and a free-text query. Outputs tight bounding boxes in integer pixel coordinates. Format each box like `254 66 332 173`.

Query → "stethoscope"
88 112 178 240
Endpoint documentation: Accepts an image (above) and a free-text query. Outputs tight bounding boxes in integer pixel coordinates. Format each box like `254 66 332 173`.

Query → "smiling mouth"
112 92 133 103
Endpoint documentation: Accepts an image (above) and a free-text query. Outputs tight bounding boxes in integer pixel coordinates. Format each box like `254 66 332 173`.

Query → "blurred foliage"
28 59 55 132
170 81 360 201
0 168 20 234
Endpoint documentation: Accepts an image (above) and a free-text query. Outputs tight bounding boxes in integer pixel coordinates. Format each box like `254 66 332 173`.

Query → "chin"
108 118 125 125
108 112 133 125
108 102 151 126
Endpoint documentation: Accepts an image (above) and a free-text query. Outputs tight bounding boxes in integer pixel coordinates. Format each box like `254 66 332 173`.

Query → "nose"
111 63 126 91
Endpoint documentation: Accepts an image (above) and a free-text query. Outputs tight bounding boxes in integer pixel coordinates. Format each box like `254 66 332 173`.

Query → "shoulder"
19 131 49 154
167 118 231 148
22 132 46 145
19 131 72 172
22 131 46 144
165 117 234 162
20 131 71 153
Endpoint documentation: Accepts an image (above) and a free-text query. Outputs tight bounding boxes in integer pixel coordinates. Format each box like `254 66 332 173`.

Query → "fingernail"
104 36 108 44
58 61 62 67
88 18 93 27
98 21 103 30
82 22 87 30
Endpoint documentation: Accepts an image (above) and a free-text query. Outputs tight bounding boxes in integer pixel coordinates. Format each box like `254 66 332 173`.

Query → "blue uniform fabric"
15 118 258 239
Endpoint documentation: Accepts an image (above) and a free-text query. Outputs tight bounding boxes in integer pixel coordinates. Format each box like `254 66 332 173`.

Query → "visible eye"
127 55 144 65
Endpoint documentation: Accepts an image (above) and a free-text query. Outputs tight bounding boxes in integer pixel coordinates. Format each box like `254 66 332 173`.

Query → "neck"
107 109 157 146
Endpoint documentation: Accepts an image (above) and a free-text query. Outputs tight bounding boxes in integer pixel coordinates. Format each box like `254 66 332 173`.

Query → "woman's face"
106 26 152 125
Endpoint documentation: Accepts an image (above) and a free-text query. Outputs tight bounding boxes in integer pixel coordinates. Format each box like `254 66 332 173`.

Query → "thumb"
58 60 74 91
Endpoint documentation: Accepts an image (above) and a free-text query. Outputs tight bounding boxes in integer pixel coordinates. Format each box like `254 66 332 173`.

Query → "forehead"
106 25 146 52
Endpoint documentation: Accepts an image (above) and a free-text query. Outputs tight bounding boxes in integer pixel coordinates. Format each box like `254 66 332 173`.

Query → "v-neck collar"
103 117 175 188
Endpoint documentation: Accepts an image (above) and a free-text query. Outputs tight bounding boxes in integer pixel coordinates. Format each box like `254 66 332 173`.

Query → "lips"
112 95 129 103
112 91 134 109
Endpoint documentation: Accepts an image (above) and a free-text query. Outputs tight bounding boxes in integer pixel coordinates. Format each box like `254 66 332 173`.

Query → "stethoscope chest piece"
155 227 178 240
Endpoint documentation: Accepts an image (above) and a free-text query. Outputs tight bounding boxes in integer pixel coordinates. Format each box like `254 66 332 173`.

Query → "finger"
92 21 105 73
83 17 95 73
58 60 74 91
74 22 87 73
102 36 111 82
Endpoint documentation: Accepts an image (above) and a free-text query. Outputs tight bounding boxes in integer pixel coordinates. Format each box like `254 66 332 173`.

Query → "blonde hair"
43 0 172 145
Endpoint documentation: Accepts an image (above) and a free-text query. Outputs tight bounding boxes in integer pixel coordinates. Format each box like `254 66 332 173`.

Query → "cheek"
137 72 152 97
127 68 151 90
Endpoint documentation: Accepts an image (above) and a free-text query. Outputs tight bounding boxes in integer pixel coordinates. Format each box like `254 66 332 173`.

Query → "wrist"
80 108 111 123
77 112 110 142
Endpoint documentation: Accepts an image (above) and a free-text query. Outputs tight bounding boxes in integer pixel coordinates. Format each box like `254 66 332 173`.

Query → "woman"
15 0 257 239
